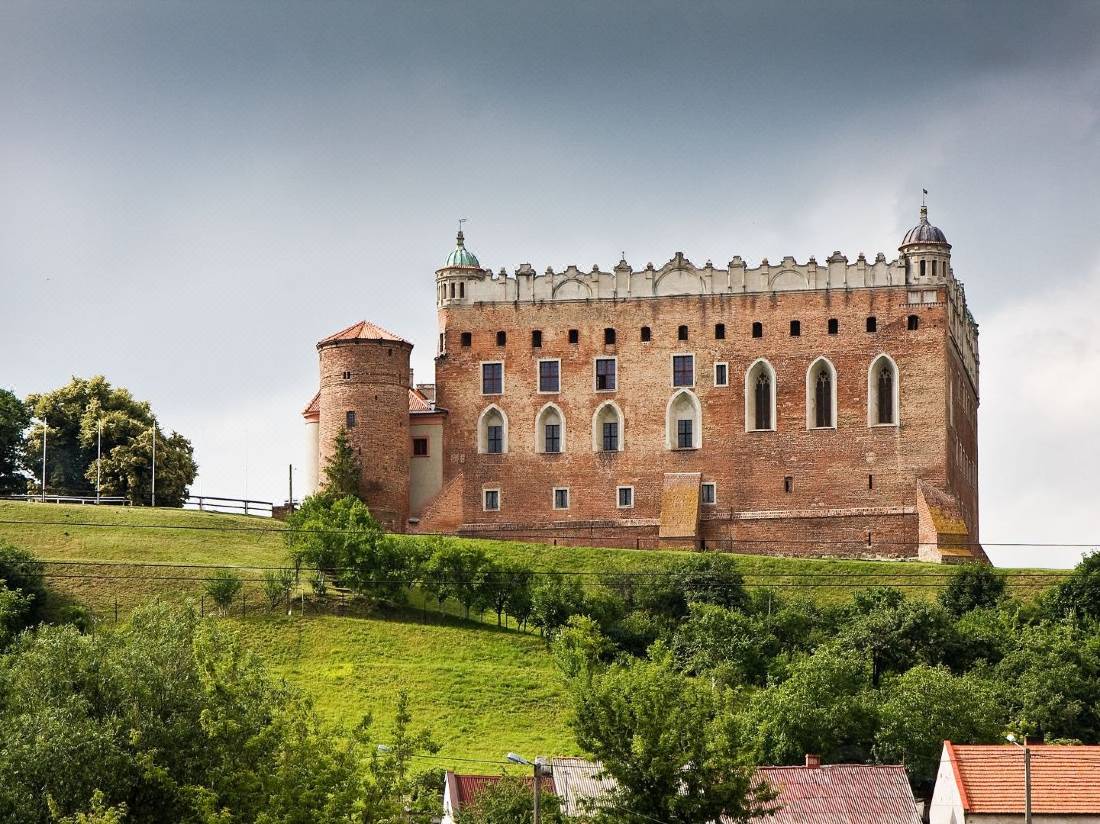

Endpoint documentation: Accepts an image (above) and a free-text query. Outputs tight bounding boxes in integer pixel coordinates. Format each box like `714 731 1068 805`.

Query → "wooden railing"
0 494 130 506
184 495 274 517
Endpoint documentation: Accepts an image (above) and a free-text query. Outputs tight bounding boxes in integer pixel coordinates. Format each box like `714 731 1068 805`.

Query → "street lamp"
1006 734 1032 824
35 417 48 502
506 753 549 824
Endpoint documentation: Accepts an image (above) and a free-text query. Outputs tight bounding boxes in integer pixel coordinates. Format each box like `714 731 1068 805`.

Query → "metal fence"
184 495 274 517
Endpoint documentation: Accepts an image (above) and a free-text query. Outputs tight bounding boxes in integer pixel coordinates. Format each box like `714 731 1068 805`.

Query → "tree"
504 568 534 630
530 574 587 638
838 587 956 686
262 567 296 610
285 494 407 604
741 645 877 765
0 540 48 624
673 554 749 611
939 564 1006 616
874 665 1003 795
0 600 439 823
1046 551 1100 621
22 377 196 504
553 615 615 680
322 427 362 500
670 603 776 687
570 645 770 824
482 563 532 627
0 388 29 495
205 569 242 616
457 776 566 824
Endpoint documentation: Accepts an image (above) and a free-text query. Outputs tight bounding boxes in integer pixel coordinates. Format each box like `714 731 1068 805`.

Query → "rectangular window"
602 421 619 451
907 314 920 331
412 437 428 456
595 358 617 391
481 362 503 394
553 488 570 510
672 354 694 387
461 332 472 347
532 329 542 347
459 282 465 298
544 424 560 453
677 325 689 341
538 360 560 393
752 321 763 338
868 474 874 490
866 316 877 333
487 425 503 454
715 323 726 340
714 362 728 387
342 370 352 380
828 318 839 335
640 326 651 342
483 489 500 511
568 329 579 344
617 486 634 508
790 320 801 336
677 418 693 449
496 331 507 346
701 482 716 505
784 476 793 494
604 328 616 345
345 410 357 428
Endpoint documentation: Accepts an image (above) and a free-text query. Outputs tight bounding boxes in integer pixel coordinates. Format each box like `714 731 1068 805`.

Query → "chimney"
805 754 821 769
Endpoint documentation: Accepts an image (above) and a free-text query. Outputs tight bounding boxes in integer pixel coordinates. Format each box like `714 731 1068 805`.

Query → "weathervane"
458 218 467 232
922 188 928 207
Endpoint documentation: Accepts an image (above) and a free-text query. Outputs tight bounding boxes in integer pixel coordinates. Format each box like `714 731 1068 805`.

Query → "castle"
302 205 984 562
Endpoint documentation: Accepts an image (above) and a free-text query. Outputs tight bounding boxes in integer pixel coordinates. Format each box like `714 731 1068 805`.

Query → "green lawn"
235 612 572 765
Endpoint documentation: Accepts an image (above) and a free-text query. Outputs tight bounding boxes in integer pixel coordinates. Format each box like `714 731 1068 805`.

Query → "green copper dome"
445 230 480 268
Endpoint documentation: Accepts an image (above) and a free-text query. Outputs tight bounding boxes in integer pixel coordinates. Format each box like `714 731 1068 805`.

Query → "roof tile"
949 743 1100 814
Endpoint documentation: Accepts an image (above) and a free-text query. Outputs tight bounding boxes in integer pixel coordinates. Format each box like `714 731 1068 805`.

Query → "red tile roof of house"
318 320 411 345
749 764 921 824
947 741 1100 814
446 772 557 813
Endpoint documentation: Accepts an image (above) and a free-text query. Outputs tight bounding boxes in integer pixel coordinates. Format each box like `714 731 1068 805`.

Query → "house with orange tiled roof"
929 741 1100 824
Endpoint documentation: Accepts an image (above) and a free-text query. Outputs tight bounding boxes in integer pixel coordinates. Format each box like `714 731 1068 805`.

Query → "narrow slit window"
828 318 838 335
752 321 763 338
754 372 772 430
715 323 726 340
496 330 506 346
877 363 895 424
866 316 877 333
920 259 926 277
784 476 793 494
868 474 874 490
532 329 542 347
345 410 357 428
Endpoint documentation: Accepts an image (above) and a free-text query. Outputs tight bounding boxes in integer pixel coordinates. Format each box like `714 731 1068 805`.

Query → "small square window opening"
553 488 570 510
640 326 652 342
412 438 428 456
568 329 579 344
617 486 634 508
483 489 500 511
714 323 726 340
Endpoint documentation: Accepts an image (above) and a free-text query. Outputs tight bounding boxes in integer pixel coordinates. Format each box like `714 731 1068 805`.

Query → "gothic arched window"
535 403 565 454
745 359 776 431
868 355 899 427
665 390 701 450
806 357 837 429
592 401 624 452
477 405 509 453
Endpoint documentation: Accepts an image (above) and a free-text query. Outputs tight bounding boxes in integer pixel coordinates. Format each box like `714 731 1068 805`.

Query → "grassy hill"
0 500 1065 763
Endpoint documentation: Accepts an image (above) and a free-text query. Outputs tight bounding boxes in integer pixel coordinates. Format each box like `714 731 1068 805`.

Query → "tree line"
0 378 197 506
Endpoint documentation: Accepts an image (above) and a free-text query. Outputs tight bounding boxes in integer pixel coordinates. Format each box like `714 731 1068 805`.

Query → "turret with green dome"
436 223 484 310
445 229 480 269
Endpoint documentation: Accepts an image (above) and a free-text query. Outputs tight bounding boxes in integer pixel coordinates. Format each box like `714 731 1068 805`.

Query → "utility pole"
1024 741 1032 824
533 758 541 824
288 463 294 513
151 422 156 507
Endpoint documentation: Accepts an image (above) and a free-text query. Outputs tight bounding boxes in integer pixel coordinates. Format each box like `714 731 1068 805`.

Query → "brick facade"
305 209 982 562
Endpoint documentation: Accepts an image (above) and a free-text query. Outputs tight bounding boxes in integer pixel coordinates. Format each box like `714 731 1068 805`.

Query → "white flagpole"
151 422 156 507
96 419 102 503
41 418 47 502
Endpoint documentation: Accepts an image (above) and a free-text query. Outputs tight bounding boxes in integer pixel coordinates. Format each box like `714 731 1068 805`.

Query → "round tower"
899 202 952 285
316 320 413 531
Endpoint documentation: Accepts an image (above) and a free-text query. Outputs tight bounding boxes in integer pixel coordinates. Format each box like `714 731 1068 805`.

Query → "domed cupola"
900 201 952 285
436 223 485 311
444 229 480 269
901 205 950 247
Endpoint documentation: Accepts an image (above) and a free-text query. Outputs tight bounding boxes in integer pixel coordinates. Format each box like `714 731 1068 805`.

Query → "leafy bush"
0 540 47 624
205 568 242 616
939 564 1006 616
